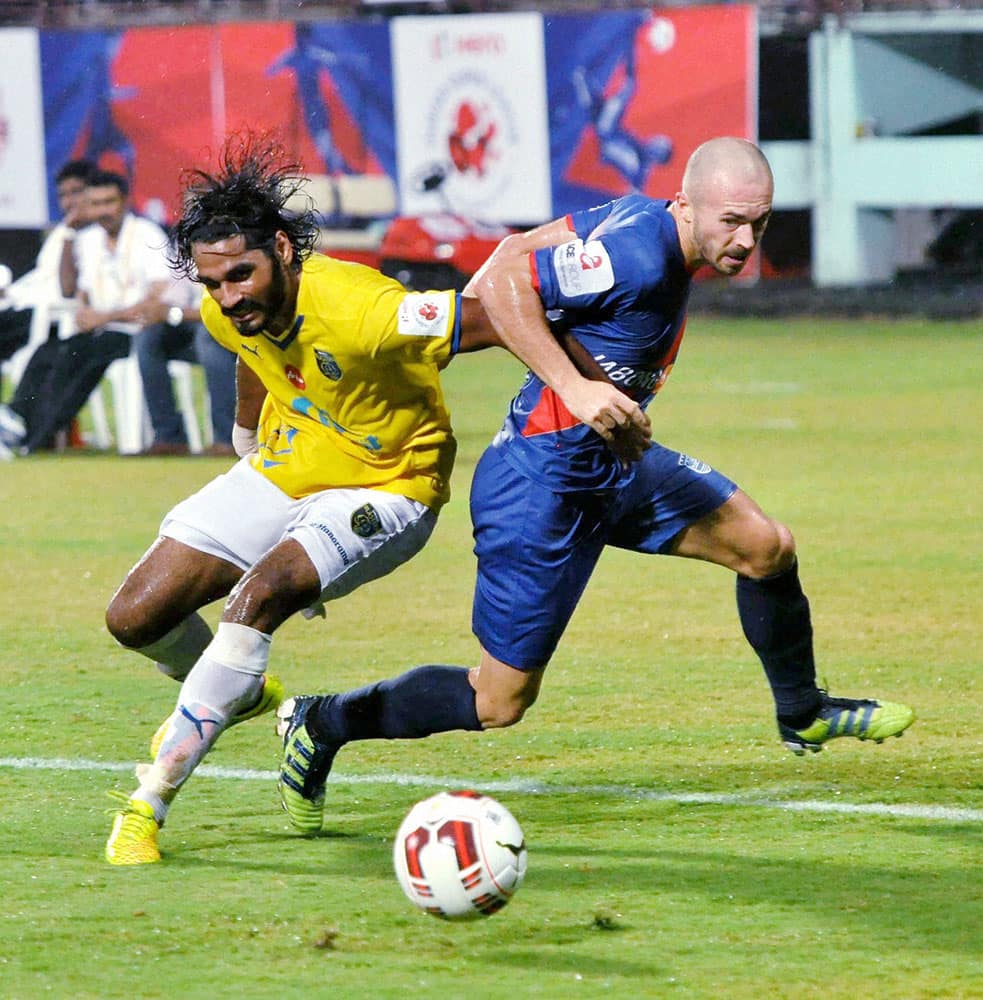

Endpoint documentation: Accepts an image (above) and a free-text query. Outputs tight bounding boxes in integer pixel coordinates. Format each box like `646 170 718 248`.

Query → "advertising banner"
392 13 552 224
31 6 754 230
0 29 48 227
544 4 757 215
39 21 393 224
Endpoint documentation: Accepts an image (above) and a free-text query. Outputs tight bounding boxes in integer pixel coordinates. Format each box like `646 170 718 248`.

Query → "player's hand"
562 380 652 463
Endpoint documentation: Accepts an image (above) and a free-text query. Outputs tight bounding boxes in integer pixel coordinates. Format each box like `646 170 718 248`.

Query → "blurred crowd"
0 159 236 459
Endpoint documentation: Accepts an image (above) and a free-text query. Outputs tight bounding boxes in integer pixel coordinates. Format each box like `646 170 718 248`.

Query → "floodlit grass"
0 317 980 999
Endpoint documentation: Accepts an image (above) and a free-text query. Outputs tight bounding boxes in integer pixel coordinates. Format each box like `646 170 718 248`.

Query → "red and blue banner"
17 5 755 226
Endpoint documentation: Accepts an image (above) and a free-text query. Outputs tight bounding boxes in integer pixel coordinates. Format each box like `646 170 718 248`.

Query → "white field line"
1 756 980 823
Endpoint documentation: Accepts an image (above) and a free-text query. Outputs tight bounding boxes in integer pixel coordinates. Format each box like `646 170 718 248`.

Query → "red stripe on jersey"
521 386 580 437
529 252 540 293
665 316 687 368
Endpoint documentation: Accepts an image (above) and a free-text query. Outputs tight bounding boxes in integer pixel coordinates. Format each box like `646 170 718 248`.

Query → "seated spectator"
0 159 94 447
135 277 237 456
0 169 171 456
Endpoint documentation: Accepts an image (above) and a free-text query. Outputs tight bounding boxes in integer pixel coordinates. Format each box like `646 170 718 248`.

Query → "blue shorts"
470 442 737 670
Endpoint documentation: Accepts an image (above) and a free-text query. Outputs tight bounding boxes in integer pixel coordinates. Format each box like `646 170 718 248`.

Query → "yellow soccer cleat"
106 797 161 866
149 673 285 758
780 693 915 755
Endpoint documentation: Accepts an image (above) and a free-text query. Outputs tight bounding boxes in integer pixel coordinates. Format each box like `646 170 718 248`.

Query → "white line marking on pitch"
1 756 979 823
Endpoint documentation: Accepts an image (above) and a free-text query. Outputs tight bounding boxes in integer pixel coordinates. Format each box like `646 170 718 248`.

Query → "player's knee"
744 518 796 578
105 593 166 650
476 689 539 729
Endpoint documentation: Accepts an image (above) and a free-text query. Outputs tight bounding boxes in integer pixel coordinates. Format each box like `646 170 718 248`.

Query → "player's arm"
458 217 579 352
467 225 651 448
231 356 266 456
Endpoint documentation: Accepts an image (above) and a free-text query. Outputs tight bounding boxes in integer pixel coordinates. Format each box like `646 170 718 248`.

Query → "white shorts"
160 458 437 602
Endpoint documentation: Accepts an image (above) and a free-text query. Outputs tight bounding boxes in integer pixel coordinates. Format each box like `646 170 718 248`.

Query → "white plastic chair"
1 295 76 388
99 354 207 455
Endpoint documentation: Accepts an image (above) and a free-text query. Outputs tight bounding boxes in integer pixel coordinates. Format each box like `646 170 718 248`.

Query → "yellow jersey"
201 254 461 510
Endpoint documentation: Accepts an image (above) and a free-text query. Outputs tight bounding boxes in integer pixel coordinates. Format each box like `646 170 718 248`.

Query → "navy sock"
736 561 821 721
308 664 482 745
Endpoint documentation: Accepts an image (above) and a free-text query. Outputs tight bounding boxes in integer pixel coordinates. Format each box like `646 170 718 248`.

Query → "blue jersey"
493 195 691 491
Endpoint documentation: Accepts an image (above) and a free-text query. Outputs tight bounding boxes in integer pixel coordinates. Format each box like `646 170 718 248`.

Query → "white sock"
133 613 214 681
133 623 272 820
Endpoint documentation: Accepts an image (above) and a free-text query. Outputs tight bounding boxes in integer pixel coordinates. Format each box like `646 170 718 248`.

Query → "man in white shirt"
0 160 95 452
3 169 171 454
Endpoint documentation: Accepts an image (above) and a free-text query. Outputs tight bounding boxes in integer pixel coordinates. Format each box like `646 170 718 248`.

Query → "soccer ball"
393 790 528 920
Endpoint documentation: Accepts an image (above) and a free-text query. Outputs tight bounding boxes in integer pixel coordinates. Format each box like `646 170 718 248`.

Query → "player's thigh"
107 535 242 646
668 489 793 576
287 488 437 601
607 443 737 556
470 447 606 671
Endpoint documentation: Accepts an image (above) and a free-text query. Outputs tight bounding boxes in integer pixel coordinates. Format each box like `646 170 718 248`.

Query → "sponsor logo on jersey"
678 454 711 474
284 364 306 389
314 349 342 381
398 293 450 337
351 503 383 538
554 239 614 297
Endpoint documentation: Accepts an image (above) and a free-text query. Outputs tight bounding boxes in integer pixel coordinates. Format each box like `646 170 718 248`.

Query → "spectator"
0 169 171 455
0 159 94 454
135 277 237 456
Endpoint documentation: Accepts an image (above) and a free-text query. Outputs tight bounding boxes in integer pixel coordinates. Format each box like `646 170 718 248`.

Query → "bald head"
671 137 773 275
681 137 773 205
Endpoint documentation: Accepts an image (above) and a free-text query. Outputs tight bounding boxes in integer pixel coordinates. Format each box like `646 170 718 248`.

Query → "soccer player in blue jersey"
277 136 915 834
102 134 643 864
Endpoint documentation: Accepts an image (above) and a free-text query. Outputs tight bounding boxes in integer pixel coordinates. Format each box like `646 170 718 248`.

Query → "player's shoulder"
607 195 672 231
300 253 406 310
301 253 406 300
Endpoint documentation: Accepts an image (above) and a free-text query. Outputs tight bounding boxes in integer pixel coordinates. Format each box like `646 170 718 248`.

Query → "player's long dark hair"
169 131 320 278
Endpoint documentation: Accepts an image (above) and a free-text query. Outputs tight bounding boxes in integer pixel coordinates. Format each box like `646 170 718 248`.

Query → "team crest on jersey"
554 239 615 297
398 293 449 337
314 349 342 381
351 503 383 538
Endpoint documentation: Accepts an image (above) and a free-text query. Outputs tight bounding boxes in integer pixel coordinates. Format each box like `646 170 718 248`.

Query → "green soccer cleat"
779 693 915 755
149 673 285 758
105 795 161 866
276 695 341 835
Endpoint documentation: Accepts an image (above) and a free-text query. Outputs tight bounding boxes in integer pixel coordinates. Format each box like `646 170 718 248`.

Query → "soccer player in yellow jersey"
103 134 647 865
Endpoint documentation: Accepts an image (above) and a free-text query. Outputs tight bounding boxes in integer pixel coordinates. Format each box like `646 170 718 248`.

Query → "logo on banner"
416 70 518 217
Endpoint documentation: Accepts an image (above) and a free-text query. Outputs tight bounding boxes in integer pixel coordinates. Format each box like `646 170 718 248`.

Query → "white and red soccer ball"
393 790 528 920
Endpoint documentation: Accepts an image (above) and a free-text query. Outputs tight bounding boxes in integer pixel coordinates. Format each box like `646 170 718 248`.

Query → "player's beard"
692 218 749 276
226 254 291 335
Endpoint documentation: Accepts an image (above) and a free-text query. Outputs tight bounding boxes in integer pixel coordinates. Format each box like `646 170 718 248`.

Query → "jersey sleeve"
367 287 460 367
531 202 664 313
530 229 638 313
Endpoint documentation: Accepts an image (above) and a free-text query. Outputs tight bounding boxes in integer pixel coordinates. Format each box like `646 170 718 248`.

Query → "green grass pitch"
0 316 979 999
